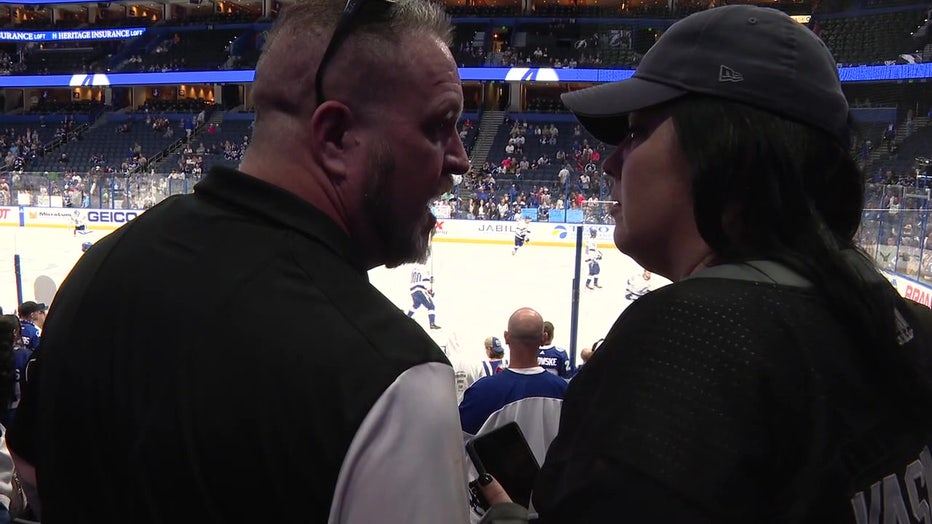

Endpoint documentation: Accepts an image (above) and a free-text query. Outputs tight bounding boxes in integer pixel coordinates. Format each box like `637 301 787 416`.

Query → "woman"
479 5 932 523
0 316 17 430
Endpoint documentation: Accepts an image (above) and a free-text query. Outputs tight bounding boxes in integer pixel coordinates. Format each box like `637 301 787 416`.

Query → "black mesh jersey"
534 277 932 523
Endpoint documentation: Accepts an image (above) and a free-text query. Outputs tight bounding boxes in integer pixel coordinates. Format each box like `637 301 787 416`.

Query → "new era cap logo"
718 65 744 82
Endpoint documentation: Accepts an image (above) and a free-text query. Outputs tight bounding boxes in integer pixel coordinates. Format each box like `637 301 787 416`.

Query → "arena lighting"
0 64 931 88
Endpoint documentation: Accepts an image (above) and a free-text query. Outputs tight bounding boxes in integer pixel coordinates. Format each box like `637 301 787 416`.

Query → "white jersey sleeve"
328 362 469 524
409 265 432 293
585 239 601 261
514 223 530 240
0 430 14 511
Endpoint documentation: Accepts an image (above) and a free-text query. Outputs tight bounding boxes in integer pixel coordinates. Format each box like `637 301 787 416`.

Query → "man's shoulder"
470 370 513 390
538 369 570 389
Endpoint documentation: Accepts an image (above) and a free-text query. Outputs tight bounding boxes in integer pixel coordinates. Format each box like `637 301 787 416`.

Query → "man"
537 321 571 379
8 0 476 521
478 336 508 377
16 303 44 351
459 308 567 522
512 216 531 255
407 260 441 329
450 335 508 405
584 227 602 289
571 338 601 379
71 210 89 237
460 312 566 436
624 269 652 300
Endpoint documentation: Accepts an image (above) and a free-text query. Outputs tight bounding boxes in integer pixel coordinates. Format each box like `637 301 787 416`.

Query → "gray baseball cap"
561 5 849 147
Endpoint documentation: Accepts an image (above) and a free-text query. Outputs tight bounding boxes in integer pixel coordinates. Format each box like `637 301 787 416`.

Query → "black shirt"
534 277 932 523
8 167 469 523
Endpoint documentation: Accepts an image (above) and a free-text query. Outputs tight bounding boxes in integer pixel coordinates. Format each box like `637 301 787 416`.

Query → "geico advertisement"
23 208 143 228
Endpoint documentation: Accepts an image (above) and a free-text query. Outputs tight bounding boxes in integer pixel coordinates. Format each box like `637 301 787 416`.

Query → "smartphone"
465 421 541 509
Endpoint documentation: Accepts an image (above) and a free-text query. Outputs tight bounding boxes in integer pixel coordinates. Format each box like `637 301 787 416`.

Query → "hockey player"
406 262 440 329
512 216 532 255
538 321 571 379
72 210 90 237
585 227 603 289
625 270 652 300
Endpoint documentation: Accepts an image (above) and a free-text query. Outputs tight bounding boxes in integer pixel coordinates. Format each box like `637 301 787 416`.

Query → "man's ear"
310 101 356 180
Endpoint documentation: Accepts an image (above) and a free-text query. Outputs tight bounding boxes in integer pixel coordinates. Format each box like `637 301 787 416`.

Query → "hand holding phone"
465 422 541 510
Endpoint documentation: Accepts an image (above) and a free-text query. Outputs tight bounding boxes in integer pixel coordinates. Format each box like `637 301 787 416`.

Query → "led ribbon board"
0 28 146 42
0 64 929 88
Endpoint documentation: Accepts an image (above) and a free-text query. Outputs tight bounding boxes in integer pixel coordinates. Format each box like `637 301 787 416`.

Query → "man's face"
360 36 469 268
361 140 437 267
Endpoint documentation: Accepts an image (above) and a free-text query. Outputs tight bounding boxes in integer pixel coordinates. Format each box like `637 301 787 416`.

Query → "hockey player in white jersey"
72 210 91 237
585 227 603 289
625 269 653 300
512 216 532 255
406 262 440 329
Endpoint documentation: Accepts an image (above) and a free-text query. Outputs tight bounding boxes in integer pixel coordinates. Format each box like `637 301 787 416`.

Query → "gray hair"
251 0 453 120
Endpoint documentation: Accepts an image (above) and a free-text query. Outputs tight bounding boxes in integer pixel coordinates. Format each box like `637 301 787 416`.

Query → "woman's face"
602 106 708 280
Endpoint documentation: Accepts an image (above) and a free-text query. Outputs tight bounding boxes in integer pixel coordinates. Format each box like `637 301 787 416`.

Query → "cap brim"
561 77 688 145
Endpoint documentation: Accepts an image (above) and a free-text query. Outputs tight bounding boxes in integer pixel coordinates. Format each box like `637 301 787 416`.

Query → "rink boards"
0 206 141 231
1 207 929 308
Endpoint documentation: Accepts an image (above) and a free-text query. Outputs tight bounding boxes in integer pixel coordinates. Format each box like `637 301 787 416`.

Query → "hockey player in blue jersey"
538 321 571 379
585 227 603 289
406 262 441 329
512 216 532 255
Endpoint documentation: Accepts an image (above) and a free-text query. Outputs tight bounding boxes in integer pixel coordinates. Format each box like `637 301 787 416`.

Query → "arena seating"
24 118 185 173
453 22 489 66
0 3 927 203
510 22 642 68
872 125 932 182
155 118 251 175
120 28 245 72
19 41 123 75
816 8 928 65
484 116 611 196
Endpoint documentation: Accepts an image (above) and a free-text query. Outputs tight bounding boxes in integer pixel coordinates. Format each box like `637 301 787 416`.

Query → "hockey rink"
370 239 668 368
0 225 669 368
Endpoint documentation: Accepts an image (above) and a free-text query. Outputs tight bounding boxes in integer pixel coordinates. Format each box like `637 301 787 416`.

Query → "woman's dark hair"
668 94 925 403
0 316 18 412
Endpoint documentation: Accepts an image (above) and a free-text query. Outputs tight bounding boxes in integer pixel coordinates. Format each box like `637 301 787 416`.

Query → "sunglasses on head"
314 0 395 106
